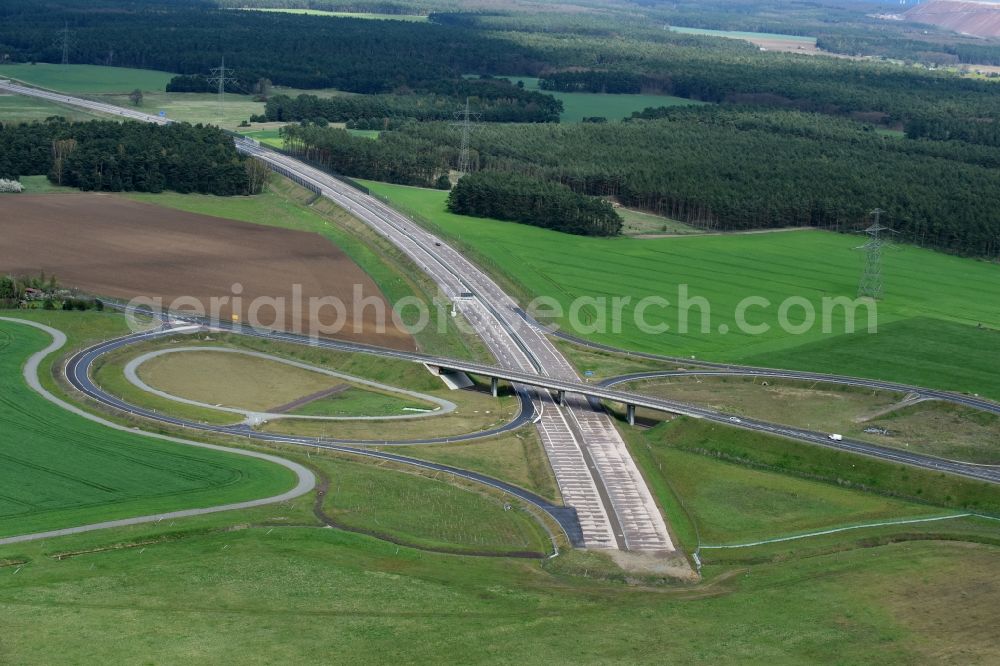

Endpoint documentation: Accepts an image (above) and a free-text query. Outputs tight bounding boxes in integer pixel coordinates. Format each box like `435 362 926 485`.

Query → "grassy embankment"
624 417 1000 556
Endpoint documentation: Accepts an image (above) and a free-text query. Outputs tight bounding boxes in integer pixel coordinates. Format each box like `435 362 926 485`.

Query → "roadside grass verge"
0 94 102 123
317 454 551 556
390 430 561 503
552 337 679 379
624 375 1000 464
636 417 1000 516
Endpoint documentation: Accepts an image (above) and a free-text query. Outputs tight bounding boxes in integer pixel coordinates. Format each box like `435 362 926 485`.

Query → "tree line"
258 78 563 125
278 123 448 187
276 108 1000 257
447 172 622 237
0 0 544 93
0 118 262 195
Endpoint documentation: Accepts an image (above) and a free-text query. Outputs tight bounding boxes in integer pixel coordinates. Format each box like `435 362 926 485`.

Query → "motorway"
68 316 1000 492
538 322 1000 416
0 78 654 550
5 80 999 548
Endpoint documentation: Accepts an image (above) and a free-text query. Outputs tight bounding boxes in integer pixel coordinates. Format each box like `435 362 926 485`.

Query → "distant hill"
904 0 1000 38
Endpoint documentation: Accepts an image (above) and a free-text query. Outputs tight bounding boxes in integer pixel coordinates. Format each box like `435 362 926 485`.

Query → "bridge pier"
557 390 566 406
490 376 499 397
626 403 636 426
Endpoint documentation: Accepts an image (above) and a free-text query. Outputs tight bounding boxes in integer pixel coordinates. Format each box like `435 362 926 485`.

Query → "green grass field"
0 63 173 93
636 418 1000 516
290 387 430 417
496 76 703 122
396 431 561 502
0 319 295 538
629 430 942 546
239 126 378 147
618 207 703 236
0 93 102 123
361 181 1000 399
625 376 1000 464
1 511 997 662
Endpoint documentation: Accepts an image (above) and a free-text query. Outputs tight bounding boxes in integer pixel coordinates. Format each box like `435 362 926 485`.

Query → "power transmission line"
206 56 236 119
451 97 480 176
856 208 896 300
61 22 70 65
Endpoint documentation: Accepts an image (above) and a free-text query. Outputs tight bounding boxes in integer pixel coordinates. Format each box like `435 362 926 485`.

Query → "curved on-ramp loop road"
0 317 316 547
63 323 584 547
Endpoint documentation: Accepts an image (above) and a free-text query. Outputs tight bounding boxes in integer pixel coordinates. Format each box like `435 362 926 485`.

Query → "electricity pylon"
207 56 236 118
452 97 480 175
856 208 895 300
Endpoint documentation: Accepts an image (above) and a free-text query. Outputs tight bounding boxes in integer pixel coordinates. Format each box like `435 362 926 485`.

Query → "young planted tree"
244 157 270 194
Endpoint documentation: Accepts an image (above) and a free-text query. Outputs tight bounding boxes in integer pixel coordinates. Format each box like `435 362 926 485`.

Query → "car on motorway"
729 417 742 423
828 433 843 441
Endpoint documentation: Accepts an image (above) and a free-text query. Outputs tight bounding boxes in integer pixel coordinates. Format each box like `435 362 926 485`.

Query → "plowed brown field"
1 193 415 350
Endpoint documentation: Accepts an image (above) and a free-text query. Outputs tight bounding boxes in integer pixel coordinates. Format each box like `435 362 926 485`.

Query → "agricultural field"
361 181 1000 399
0 192 413 350
0 63 173 93
496 76 703 122
624 376 1000 464
667 25 822 54
239 7 427 22
0 93 102 123
125 177 486 360
0 319 295 538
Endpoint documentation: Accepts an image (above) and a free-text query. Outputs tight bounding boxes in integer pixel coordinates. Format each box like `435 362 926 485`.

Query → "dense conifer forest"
0 119 256 194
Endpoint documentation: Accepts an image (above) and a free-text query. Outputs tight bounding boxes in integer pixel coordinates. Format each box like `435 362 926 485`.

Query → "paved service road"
0 317 316 547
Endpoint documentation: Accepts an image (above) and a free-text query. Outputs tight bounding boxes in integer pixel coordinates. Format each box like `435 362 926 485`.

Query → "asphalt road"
64 322 584 546
1 80 674 551
6 81 997 545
